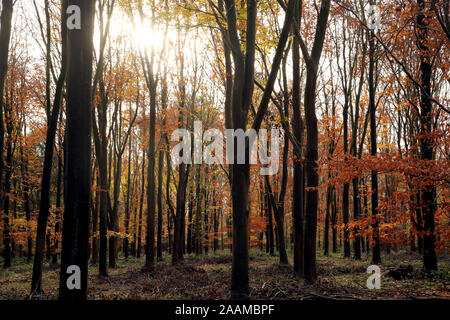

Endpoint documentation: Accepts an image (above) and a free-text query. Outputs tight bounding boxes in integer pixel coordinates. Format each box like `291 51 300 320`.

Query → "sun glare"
131 17 165 53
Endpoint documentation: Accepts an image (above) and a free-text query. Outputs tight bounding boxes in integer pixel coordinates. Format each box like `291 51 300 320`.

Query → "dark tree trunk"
0 1 13 218
352 177 361 260
324 185 331 256
266 192 275 256
58 0 95 301
331 189 338 253
141 30 158 272
20 135 33 262
137 151 145 259
2 116 13 268
292 8 304 276
225 0 295 298
298 0 330 283
53 150 63 265
187 187 193 254
264 99 289 264
368 17 381 265
417 0 437 272
109 153 122 269
173 162 188 262
203 180 209 255
213 204 219 252
193 167 201 255
303 67 320 283
46 234 51 261
124 136 132 260
171 75 187 264
30 0 67 293
0 0 13 270
91 167 99 265
342 114 350 259
166 145 172 255
156 143 163 261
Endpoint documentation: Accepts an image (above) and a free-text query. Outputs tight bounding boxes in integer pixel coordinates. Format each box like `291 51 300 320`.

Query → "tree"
91 0 115 276
294 0 331 283
0 0 13 269
31 0 68 295
368 0 381 265
220 0 296 297
58 0 95 301
416 0 438 272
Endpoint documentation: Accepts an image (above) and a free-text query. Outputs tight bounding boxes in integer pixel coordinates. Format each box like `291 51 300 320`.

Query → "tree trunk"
300 0 330 283
30 0 68 293
324 185 331 256
124 135 132 260
266 192 275 256
187 186 193 254
137 151 145 259
2 114 13 268
342 96 351 258
292 7 304 276
303 67 320 283
417 0 437 272
0 1 13 216
91 167 99 264
331 189 337 253
58 0 95 301
156 142 163 261
368 15 381 265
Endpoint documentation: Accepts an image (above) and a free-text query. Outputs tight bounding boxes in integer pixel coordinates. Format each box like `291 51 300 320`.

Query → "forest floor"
1 249 449 300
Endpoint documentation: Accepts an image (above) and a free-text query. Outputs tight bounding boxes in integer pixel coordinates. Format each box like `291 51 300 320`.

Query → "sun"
98 12 166 54
132 19 165 53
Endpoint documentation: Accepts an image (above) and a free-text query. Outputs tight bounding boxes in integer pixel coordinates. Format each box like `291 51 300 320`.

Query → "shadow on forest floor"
1 250 449 300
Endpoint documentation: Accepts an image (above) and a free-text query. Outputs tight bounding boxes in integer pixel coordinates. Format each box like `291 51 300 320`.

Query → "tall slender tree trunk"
266 192 275 256
298 0 330 283
143 49 157 272
59 0 95 300
91 167 99 264
0 0 13 270
352 177 361 260
303 67 320 283
2 115 13 268
342 97 351 258
109 153 122 268
368 14 381 265
187 186 193 254
124 135 132 260
324 185 331 256
417 0 437 272
331 189 337 253
156 141 164 261
53 151 63 265
137 151 145 259
292 10 304 276
30 0 68 293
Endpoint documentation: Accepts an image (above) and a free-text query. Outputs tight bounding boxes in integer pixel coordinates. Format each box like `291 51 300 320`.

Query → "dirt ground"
1 250 449 300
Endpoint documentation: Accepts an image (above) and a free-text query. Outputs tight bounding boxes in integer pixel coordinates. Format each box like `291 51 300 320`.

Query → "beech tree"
0 0 13 270
58 0 95 301
31 0 68 295
293 0 331 282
